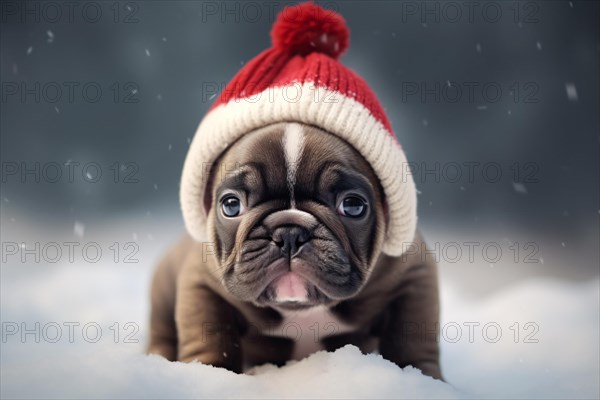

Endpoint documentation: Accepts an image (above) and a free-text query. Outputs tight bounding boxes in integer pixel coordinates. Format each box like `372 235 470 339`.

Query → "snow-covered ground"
1 212 598 399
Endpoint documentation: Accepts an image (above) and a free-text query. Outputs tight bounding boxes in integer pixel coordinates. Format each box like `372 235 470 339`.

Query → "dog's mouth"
250 255 357 309
257 259 321 308
272 271 308 302
264 276 317 310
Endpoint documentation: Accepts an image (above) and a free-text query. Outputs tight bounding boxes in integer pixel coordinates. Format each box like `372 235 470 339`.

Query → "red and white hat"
181 2 417 256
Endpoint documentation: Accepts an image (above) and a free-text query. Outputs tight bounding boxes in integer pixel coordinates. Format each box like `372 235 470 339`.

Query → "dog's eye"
221 196 243 217
337 196 367 218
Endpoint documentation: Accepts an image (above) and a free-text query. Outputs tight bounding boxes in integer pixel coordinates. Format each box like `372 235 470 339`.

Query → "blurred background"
1 1 599 397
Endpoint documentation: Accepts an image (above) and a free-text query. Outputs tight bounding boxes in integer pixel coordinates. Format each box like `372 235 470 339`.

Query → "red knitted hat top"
212 2 394 133
181 2 418 256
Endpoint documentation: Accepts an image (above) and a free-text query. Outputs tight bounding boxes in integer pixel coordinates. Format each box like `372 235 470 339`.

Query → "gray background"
1 1 599 292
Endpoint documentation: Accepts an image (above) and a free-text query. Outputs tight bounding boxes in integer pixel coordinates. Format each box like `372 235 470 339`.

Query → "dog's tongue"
275 272 307 302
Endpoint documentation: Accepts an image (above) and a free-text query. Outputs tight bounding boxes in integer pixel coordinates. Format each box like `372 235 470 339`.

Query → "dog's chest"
262 305 356 360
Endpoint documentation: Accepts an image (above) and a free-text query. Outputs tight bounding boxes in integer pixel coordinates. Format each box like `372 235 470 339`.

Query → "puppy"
148 122 442 380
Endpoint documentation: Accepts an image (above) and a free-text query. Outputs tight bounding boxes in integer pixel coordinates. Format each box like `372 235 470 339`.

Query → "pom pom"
271 2 349 59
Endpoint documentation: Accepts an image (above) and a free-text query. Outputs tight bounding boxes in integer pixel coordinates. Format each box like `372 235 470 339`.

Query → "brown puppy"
148 122 442 380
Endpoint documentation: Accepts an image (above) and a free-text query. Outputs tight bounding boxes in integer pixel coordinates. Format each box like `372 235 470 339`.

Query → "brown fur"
148 123 442 380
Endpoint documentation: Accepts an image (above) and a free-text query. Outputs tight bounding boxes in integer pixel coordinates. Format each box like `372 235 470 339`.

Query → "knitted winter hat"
181 2 417 256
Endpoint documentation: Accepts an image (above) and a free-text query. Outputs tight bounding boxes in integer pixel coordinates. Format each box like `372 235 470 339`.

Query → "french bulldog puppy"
148 122 442 380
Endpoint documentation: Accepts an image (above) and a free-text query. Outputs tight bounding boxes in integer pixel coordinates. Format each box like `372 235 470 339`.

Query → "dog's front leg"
175 265 242 372
379 237 443 381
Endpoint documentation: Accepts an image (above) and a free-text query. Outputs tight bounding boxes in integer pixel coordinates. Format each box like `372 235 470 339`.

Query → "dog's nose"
272 225 310 258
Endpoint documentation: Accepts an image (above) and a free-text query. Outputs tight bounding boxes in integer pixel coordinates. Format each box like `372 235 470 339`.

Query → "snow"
1 217 598 399
512 182 528 194
73 221 85 238
566 83 579 101
2 344 461 399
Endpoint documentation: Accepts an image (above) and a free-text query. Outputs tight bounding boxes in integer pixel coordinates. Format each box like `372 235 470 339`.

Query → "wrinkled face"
207 122 385 310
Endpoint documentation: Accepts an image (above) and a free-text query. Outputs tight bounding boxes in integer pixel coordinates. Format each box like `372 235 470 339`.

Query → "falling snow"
47 30 54 43
565 83 578 101
145 49 151 56
73 221 85 238
26 46 33 55
476 43 482 53
512 182 528 194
